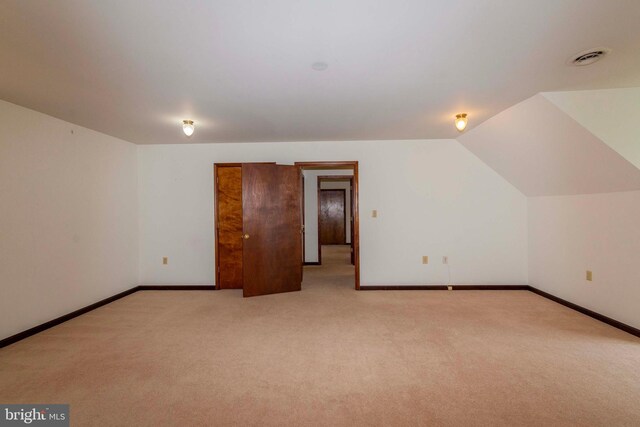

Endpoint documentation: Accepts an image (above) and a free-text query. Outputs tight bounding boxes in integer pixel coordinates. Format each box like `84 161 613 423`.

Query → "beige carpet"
1 245 639 426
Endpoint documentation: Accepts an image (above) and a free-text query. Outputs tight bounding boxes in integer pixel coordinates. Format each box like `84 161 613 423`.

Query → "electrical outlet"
586 270 593 281
447 285 453 291
162 257 168 265
372 210 378 218
422 256 429 264
442 256 448 264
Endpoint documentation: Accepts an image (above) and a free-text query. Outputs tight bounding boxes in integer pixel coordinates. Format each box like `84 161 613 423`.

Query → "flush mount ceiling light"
569 47 611 66
311 61 328 71
182 119 194 136
454 113 468 132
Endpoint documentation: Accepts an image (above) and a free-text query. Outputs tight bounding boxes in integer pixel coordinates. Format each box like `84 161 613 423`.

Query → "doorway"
317 176 355 266
297 161 360 290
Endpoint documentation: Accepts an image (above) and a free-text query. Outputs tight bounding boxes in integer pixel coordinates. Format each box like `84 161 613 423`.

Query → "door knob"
242 233 250 240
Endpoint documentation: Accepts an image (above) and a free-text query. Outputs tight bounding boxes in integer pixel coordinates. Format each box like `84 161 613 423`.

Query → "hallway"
303 245 354 291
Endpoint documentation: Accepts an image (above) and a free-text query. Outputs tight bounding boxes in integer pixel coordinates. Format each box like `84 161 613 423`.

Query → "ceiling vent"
570 48 610 66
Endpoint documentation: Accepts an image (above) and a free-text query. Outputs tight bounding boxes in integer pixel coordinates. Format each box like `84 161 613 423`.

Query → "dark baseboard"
303 262 321 266
0 285 218 348
4 283 637 349
138 285 216 291
360 285 528 291
361 284 638 338
361 285 448 290
0 286 139 349
527 286 640 338
455 285 529 290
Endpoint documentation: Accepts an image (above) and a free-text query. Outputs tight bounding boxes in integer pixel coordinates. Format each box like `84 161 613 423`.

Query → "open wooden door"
242 163 303 297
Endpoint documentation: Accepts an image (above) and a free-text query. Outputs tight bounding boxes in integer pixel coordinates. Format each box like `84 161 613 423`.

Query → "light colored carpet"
1 245 639 426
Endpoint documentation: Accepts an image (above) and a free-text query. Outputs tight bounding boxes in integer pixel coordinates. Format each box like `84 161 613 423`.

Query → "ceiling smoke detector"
569 48 610 66
311 62 328 71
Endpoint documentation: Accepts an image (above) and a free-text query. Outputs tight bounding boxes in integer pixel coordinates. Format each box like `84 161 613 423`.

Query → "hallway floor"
1 249 639 426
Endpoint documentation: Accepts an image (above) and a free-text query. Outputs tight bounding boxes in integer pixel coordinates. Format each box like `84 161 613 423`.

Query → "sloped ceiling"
457 92 640 197
1 0 640 144
543 88 640 170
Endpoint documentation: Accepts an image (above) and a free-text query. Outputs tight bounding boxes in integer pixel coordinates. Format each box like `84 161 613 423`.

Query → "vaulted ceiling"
543 88 640 170
1 0 640 144
458 89 640 196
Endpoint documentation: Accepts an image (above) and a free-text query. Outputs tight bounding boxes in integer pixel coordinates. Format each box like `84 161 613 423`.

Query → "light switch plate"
372 210 378 218
422 256 429 264
163 257 168 265
586 270 593 281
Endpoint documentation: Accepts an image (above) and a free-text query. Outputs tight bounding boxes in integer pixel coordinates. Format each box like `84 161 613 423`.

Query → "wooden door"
216 166 244 289
242 163 303 297
319 189 346 244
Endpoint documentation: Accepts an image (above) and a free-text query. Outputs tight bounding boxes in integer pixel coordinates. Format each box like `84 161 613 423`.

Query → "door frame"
316 177 356 264
296 161 360 290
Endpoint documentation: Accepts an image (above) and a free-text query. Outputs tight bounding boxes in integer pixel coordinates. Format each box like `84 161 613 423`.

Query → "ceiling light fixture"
454 113 468 132
182 119 194 136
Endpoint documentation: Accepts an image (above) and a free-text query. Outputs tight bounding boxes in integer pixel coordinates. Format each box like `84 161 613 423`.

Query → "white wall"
138 139 528 286
528 191 640 329
303 170 353 263
0 100 138 340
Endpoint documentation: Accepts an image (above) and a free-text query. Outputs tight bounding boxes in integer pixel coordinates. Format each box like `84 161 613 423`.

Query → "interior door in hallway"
319 189 346 244
242 163 303 297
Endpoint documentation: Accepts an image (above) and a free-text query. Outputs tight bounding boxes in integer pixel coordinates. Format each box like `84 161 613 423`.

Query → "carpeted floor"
1 245 639 426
